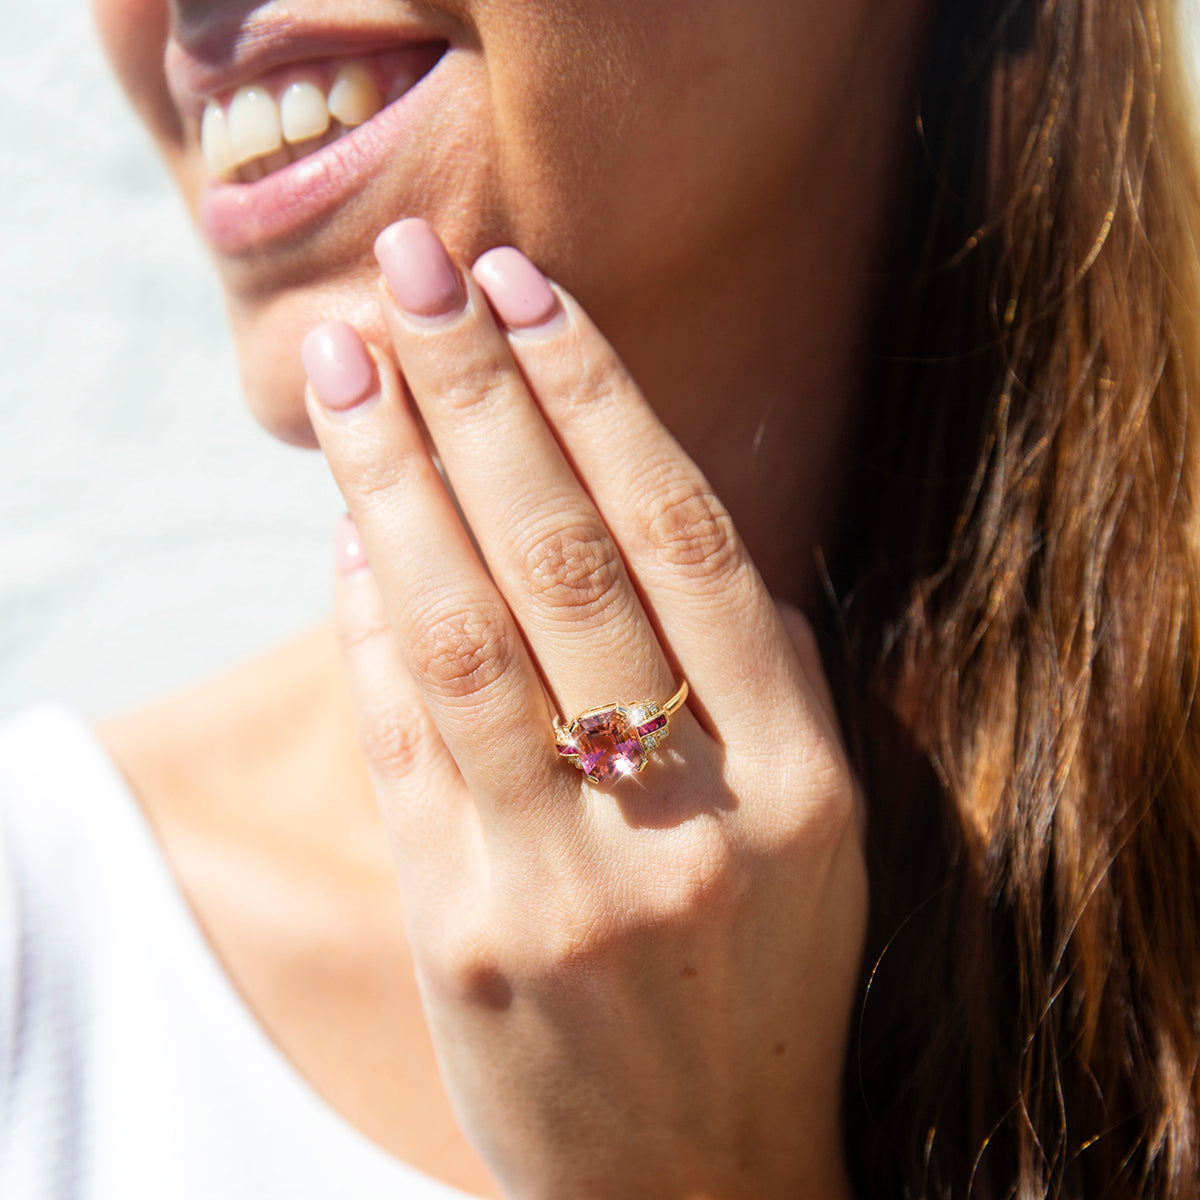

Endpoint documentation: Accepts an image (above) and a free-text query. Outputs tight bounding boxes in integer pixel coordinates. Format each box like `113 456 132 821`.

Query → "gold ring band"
554 680 689 785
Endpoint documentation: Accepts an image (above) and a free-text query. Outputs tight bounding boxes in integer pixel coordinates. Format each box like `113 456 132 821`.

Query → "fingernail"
335 513 368 576
374 218 465 319
471 246 560 330
301 321 377 411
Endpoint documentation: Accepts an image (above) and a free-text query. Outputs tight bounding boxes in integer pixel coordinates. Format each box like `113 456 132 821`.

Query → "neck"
606 244 872 609
596 18 926 609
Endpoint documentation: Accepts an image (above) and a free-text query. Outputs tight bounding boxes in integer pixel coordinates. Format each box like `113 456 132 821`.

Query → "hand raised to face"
302 219 867 1200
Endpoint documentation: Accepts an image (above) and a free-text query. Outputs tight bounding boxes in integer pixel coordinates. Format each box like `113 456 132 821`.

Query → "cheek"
476 1 824 312
91 0 181 146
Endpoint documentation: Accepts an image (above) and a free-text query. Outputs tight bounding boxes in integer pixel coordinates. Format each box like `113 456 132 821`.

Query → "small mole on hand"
773 1042 787 1057
681 965 698 979
464 966 514 1011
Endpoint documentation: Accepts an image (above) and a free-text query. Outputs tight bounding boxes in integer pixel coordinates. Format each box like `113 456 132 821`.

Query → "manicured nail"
335 513 368 576
301 320 377 411
374 218 465 318
471 246 560 330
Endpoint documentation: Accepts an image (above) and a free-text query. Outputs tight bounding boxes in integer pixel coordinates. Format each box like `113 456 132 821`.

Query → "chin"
229 274 391 449
241 360 320 449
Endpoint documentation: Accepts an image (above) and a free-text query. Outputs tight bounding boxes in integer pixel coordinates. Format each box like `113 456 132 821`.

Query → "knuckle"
537 338 624 427
431 352 510 417
637 485 747 587
345 444 424 512
552 349 626 424
408 601 517 702
520 516 626 621
358 707 424 781
776 734 859 852
336 605 391 660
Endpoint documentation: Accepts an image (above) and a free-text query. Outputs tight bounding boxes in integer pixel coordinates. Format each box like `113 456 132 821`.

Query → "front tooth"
281 81 330 144
227 86 282 165
327 63 382 127
201 102 236 178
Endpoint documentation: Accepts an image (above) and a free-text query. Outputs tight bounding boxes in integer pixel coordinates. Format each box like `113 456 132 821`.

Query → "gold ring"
554 680 689 785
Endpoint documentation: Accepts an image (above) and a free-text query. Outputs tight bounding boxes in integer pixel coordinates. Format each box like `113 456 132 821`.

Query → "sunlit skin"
90 1 933 1196
96 0 930 599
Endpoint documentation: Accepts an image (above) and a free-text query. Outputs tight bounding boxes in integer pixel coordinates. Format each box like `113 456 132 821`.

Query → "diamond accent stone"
569 705 646 785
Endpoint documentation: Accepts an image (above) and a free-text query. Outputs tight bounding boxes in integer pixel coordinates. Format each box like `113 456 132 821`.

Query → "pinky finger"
331 515 474 876
775 601 838 736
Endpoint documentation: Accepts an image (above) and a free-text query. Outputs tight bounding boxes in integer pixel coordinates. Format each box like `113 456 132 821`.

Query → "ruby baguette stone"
567 705 647 785
635 714 667 738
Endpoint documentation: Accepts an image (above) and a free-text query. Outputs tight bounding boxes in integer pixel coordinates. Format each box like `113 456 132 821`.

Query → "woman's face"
93 0 921 446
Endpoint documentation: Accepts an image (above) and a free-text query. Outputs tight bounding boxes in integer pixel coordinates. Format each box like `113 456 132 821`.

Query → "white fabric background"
0 1 342 721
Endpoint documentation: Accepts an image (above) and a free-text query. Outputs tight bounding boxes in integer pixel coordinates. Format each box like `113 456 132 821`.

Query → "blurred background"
0 0 342 721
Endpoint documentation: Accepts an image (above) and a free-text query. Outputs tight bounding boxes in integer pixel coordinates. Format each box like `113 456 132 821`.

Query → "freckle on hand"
464 966 513 1011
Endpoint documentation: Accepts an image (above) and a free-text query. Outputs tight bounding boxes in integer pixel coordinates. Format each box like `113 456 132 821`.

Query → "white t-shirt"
0 704 483 1200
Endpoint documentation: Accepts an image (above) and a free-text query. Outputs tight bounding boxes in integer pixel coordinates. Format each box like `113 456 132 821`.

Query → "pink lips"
172 31 449 257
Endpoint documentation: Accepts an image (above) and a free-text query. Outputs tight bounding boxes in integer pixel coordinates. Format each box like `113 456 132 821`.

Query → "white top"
0 704 482 1200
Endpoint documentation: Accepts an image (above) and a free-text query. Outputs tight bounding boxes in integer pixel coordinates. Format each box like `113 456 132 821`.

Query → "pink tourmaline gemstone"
574 706 646 784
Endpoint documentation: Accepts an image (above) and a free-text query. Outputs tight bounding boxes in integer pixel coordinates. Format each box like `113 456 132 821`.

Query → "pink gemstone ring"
554 680 689 785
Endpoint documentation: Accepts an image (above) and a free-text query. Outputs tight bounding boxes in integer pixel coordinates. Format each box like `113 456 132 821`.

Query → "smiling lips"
197 46 444 184
180 35 450 254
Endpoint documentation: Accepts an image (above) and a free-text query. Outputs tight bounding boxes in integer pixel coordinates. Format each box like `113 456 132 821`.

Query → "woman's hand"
301 218 867 1200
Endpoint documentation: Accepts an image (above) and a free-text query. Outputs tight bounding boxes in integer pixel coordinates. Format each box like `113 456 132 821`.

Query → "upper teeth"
281 81 330 143
202 61 387 182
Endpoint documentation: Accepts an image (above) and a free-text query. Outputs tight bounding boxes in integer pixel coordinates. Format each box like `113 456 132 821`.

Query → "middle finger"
373 218 687 733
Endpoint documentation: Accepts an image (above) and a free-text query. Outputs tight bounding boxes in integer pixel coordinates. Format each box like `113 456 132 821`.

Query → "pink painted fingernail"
335 513 368 576
472 246 560 329
374 218 465 318
301 321 377 411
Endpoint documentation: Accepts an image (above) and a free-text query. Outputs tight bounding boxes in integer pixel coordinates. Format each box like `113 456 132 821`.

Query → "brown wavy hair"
837 0 1200 1195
